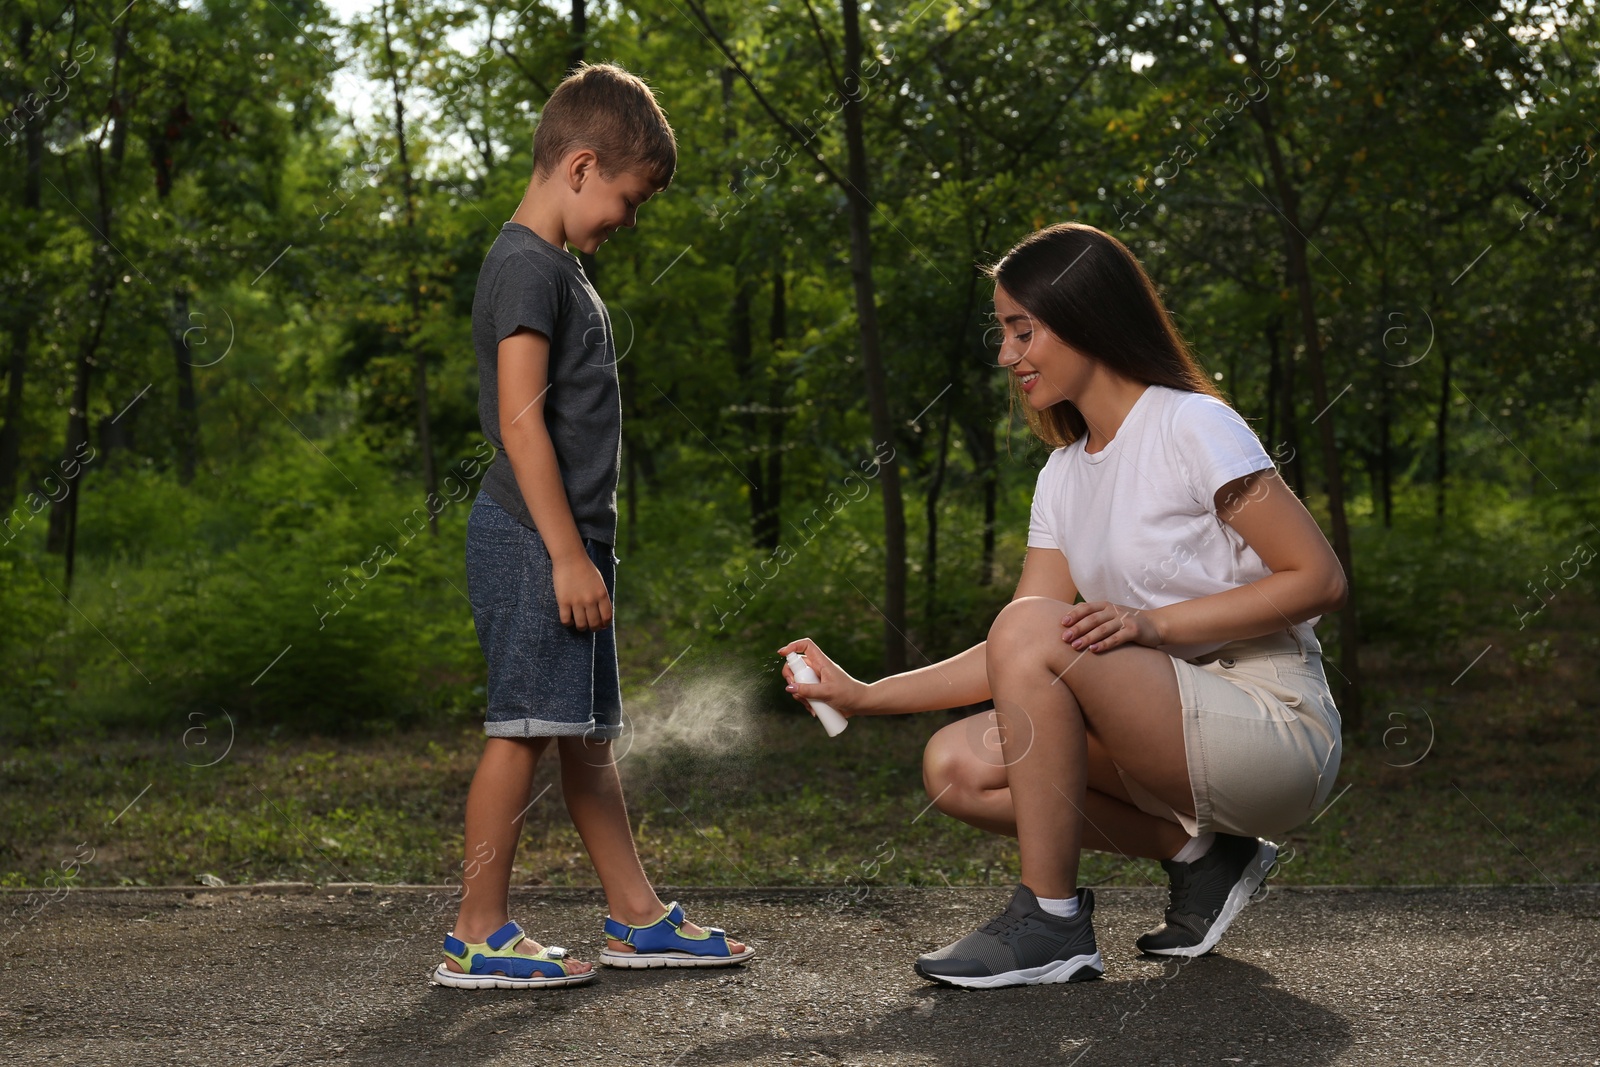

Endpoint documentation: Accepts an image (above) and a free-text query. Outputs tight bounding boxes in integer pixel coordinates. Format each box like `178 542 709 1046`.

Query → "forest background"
2 0 1595 891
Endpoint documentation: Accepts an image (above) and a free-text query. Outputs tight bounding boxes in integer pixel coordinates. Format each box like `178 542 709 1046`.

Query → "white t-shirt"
1026 384 1312 661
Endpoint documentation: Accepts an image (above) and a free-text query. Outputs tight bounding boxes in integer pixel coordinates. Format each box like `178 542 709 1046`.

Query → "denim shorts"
465 490 622 739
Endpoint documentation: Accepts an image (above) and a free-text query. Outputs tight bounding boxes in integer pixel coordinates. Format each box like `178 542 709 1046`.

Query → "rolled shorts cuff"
485 717 625 740
1115 765 1201 837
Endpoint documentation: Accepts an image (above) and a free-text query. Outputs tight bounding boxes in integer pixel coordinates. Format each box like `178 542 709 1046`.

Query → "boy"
434 62 752 989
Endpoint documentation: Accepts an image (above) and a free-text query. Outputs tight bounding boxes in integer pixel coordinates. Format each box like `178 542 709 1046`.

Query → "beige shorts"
1114 622 1343 838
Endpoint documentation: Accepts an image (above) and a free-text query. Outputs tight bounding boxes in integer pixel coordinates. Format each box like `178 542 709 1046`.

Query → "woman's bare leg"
984 596 1194 897
922 713 1190 861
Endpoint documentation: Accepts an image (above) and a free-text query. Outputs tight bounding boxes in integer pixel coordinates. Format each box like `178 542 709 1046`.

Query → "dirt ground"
2 884 1596 1066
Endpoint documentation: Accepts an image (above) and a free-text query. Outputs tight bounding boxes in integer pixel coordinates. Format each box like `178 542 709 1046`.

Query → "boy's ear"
565 148 599 192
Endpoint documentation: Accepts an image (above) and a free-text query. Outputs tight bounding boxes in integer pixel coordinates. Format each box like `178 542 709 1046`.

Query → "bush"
0 442 485 739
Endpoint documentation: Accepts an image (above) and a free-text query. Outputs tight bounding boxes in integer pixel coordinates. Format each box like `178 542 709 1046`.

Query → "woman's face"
992 285 1088 410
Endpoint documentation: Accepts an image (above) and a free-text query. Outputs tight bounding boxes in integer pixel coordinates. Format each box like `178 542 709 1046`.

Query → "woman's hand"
775 638 873 718
1060 601 1164 653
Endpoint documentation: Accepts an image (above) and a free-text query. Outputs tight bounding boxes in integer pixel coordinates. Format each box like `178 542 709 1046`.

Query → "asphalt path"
3 884 1596 1066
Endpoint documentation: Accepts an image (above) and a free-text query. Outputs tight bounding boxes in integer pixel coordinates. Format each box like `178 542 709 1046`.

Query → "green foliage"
1 0 1596 747
0 549 72 734
6 601 1597 887
1353 483 1600 653
0 441 484 740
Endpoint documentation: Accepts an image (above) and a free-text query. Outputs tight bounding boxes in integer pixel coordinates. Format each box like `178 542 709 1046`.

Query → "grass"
3 597 1596 892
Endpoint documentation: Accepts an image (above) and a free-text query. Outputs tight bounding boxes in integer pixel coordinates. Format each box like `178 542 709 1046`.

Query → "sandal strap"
603 901 681 944
442 922 575 979
484 921 524 952
603 902 735 957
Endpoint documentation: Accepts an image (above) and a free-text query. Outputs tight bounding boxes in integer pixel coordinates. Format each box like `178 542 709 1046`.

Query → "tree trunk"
48 282 112 586
571 0 597 288
924 399 953 629
1435 341 1450 531
839 0 906 674
1210 0 1361 727
170 287 199 484
722 67 773 549
731 275 765 541
621 350 638 554
0 310 30 507
380 0 437 533
48 20 130 586
981 461 997 587
960 414 999 587
759 265 787 550
154 92 199 486
0 17 45 508
1281 325 1305 494
1 15 46 508
17 16 42 210
1377 362 1392 528
1273 202 1363 730
568 0 586 75
1264 318 1280 462
925 263 981 627
1249 147 1361 726
624 440 638 553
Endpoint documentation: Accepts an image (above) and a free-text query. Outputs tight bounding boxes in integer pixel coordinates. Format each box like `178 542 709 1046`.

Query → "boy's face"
568 153 662 255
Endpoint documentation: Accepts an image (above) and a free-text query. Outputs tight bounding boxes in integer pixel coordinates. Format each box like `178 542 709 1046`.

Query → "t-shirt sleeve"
1026 451 1061 549
490 255 565 346
1172 395 1275 511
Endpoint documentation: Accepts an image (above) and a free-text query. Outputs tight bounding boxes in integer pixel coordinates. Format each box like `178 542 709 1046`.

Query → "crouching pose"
780 222 1344 990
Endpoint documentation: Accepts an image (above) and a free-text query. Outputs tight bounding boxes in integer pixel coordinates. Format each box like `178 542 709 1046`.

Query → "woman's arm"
855 642 987 715
1060 467 1347 653
1150 467 1346 646
778 544 1080 716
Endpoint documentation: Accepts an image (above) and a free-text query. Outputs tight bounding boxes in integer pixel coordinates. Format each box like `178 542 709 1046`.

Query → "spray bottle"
784 652 850 737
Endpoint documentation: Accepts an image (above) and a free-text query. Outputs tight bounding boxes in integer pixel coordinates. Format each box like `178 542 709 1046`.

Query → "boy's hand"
553 553 612 631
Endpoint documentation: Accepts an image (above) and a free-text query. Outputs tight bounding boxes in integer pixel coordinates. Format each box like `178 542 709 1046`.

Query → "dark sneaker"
915 884 1104 989
1136 834 1276 957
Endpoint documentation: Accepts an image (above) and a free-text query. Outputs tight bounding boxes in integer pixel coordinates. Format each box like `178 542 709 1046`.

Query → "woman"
778 222 1345 990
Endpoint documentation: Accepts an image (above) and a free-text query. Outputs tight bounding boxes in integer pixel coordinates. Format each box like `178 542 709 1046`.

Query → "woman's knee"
921 733 959 798
987 597 1074 670
923 729 975 799
922 721 1002 808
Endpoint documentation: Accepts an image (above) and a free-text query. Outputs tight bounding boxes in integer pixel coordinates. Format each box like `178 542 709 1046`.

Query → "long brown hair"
986 223 1222 447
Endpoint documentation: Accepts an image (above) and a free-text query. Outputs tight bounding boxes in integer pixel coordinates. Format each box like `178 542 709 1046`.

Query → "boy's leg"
557 735 746 955
447 736 593 975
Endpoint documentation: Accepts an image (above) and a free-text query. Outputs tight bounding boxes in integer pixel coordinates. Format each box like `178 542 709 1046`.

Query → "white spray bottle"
784 652 849 737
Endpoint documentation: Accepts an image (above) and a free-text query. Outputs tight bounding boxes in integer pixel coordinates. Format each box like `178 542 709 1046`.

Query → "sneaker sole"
599 946 757 969
1143 839 1277 958
915 951 1104 990
429 963 597 989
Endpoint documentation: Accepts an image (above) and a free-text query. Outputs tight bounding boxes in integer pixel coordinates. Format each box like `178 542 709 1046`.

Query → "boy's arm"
498 327 612 632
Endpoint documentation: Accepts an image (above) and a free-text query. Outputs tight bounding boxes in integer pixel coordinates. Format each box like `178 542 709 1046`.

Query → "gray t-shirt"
472 222 620 545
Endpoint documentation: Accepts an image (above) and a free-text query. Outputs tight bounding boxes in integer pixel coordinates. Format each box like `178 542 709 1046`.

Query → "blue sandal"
431 920 596 989
599 902 756 969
